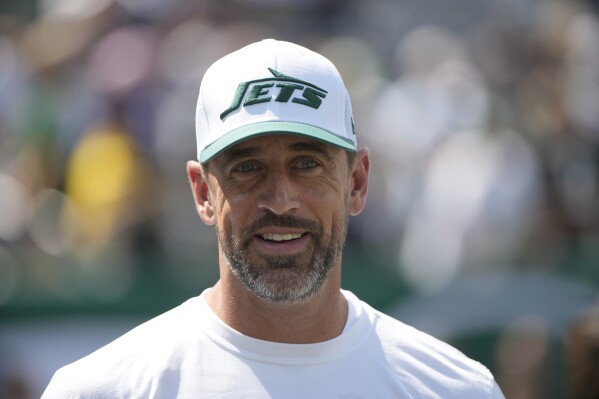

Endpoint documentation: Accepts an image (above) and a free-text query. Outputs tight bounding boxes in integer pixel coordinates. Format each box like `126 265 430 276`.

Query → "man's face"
203 135 356 303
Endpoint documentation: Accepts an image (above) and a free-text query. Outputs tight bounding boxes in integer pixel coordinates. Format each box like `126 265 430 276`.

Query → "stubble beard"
218 212 349 304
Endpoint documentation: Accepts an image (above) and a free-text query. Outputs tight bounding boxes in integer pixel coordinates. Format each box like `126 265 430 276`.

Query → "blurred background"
0 0 598 397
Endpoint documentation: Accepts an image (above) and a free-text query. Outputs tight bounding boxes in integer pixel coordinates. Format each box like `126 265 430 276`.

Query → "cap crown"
195 39 357 163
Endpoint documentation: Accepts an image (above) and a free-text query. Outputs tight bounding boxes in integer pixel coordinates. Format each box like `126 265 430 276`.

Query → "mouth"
252 231 311 254
259 233 304 242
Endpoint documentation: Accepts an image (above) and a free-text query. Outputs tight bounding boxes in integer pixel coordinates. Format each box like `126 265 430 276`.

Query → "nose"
256 168 300 215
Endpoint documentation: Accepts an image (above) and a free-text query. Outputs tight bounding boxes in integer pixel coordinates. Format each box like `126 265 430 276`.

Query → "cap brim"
199 121 355 164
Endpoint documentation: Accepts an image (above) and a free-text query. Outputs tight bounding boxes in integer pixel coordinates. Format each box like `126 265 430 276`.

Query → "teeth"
261 233 302 242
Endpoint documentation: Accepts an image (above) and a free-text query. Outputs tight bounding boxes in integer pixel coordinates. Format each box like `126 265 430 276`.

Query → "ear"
186 160 216 225
348 147 370 216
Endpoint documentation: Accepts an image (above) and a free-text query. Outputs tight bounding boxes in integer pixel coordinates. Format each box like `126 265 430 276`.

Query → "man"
42 39 505 398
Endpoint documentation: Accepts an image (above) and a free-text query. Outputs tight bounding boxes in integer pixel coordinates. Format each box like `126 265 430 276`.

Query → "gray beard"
217 213 348 303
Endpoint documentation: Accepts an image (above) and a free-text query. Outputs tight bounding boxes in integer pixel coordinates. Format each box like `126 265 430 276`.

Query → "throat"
243 294 348 343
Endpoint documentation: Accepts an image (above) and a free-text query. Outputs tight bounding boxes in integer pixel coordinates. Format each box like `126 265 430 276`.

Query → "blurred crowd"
1 0 599 397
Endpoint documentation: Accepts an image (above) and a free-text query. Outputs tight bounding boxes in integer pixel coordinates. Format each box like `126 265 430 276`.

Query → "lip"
254 227 308 236
252 232 311 255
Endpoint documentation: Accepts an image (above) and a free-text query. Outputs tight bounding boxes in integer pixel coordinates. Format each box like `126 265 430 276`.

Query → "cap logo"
220 68 328 120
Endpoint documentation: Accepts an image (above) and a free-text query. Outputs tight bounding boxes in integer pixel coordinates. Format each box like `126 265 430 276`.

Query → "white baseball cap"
195 39 357 164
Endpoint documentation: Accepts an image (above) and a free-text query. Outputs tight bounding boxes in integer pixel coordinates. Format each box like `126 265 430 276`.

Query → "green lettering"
244 83 274 106
220 69 329 120
220 82 249 120
292 87 326 109
275 83 303 102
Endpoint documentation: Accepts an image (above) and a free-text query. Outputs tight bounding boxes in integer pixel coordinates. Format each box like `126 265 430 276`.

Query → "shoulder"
41 296 205 399
347 292 504 398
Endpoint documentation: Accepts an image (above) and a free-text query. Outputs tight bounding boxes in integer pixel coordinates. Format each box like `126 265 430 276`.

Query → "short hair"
346 150 357 169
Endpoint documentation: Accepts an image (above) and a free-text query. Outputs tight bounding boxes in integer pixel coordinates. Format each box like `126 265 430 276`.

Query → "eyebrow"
218 138 335 168
287 141 334 162
220 147 260 167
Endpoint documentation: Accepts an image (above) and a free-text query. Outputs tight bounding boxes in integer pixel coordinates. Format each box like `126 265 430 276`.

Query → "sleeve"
490 380 506 399
40 368 81 399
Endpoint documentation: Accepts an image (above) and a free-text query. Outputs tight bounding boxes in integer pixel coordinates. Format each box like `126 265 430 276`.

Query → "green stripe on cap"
200 121 355 163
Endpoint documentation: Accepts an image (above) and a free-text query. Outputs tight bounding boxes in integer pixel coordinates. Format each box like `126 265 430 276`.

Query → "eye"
232 161 260 173
296 158 319 169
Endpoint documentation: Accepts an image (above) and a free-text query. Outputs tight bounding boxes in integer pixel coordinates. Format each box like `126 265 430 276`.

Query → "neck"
206 262 347 344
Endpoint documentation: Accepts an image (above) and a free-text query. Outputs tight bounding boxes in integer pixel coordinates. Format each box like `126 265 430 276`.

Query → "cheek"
304 185 347 227
305 177 345 202
215 195 252 235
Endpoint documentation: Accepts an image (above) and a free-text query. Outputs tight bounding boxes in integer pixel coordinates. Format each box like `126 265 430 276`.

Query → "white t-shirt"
42 290 505 399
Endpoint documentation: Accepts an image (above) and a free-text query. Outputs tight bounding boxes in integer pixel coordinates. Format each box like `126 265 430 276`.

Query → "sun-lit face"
203 135 355 303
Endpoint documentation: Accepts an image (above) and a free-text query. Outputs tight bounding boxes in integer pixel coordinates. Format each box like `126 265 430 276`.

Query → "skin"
187 134 370 344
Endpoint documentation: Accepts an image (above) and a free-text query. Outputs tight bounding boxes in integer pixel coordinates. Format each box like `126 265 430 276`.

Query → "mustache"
244 212 322 237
